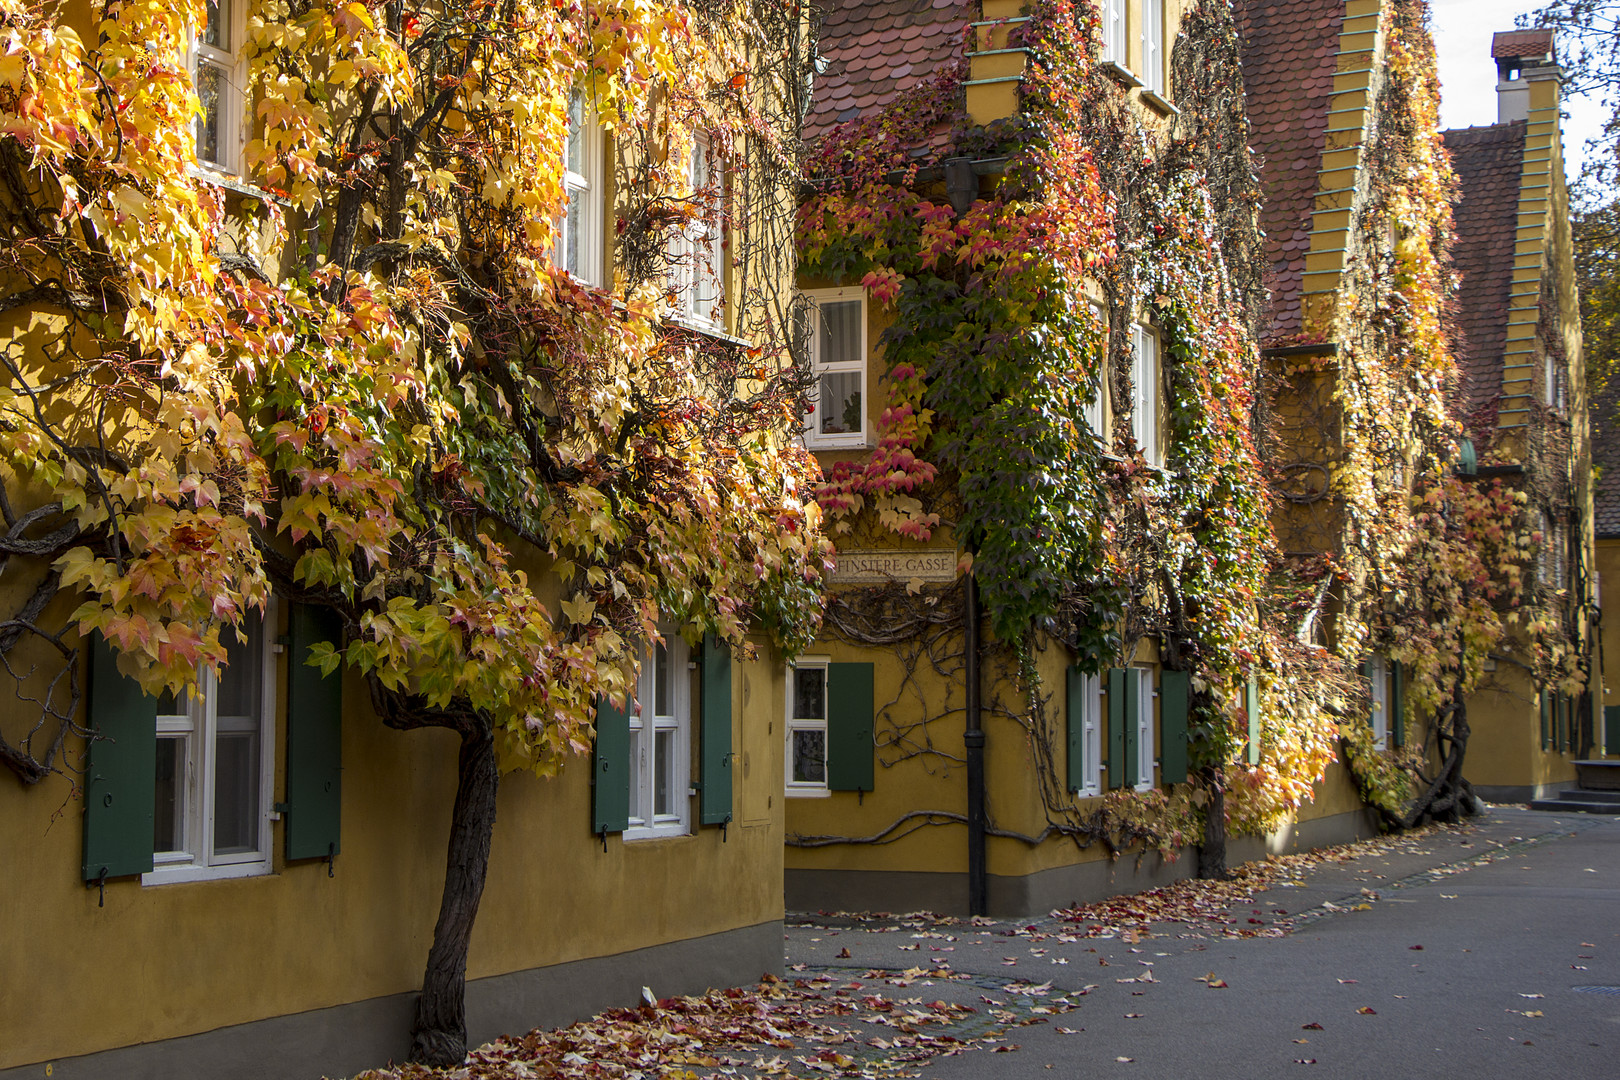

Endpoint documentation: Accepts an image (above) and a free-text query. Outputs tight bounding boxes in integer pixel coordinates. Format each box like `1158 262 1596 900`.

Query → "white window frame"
1554 520 1566 593
1139 0 1165 96
1367 654 1389 750
1133 666 1156 791
1131 322 1161 466
671 135 725 327
801 286 869 449
1101 0 1129 67
626 632 691 839
144 602 277 885
786 657 832 797
555 90 604 287
1539 511 1566 591
1076 670 1103 798
1085 302 1108 440
189 0 245 175
1544 351 1566 411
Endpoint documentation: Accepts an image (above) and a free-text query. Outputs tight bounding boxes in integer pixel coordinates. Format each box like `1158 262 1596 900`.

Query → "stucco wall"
1464 660 1577 799
0 628 786 1071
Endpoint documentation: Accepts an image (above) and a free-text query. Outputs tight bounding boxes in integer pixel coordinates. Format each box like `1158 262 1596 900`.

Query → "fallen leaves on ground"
354 973 1030 1080
1045 828 1453 941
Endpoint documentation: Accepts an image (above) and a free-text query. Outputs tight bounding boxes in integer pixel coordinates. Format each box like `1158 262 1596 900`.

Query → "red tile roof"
1490 29 1553 60
1442 121 1526 417
1234 0 1347 341
804 0 970 145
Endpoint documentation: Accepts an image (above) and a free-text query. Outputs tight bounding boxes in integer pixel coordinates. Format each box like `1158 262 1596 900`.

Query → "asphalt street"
784 808 1620 1079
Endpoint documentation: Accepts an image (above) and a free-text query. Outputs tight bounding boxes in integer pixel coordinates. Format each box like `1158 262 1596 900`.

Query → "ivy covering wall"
796 0 1536 850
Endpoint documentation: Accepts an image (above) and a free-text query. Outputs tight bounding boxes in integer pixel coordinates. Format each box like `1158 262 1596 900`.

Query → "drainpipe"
964 569 987 916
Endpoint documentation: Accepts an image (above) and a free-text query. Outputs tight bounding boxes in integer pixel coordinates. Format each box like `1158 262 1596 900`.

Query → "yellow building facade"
1444 29 1598 799
783 0 1421 916
0 2 807 1076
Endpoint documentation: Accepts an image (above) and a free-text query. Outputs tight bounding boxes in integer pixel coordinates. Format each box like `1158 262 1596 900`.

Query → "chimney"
1492 29 1557 125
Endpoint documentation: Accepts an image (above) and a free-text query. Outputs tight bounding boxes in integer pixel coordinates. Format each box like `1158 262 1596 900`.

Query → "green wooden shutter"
1540 690 1550 750
1066 665 1085 793
1391 661 1405 748
592 694 630 834
827 662 875 792
285 603 344 861
1605 705 1620 753
1245 675 1261 765
1559 694 1570 752
82 634 157 881
699 635 733 825
1106 667 1126 789
1160 669 1189 785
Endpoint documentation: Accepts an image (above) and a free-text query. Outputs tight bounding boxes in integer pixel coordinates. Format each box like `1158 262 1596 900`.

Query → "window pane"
794 667 826 720
565 190 584 277
628 726 644 825
212 731 259 855
817 371 862 436
819 300 861 364
691 139 709 189
203 0 228 48
215 619 261 723
654 641 671 717
195 60 223 164
654 728 676 817
156 686 189 718
792 729 827 784
1134 327 1157 461
154 735 186 853
567 92 585 175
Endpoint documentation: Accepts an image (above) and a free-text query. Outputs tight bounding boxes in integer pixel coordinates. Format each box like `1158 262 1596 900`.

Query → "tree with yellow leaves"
0 0 824 1061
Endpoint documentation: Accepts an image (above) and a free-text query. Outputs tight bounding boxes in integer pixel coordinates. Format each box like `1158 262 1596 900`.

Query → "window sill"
1099 61 1143 89
559 268 607 291
1139 89 1179 117
142 859 272 886
805 437 871 452
786 786 831 798
623 825 693 843
190 165 291 208
664 312 752 349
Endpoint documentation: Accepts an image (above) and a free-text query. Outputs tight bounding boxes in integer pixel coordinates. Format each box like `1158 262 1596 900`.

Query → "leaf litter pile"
356 971 1068 1080
1046 827 1457 941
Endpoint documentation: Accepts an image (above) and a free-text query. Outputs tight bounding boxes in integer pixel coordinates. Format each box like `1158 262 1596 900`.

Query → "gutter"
963 570 987 917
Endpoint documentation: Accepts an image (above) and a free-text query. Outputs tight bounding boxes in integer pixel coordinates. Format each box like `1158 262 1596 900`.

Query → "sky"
1429 0 1608 183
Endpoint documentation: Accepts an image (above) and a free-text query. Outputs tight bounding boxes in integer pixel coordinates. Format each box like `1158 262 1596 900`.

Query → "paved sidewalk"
785 808 1620 1079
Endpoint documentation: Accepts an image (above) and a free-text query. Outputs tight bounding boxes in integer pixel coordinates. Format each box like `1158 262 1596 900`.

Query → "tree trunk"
410 723 499 1066
1197 772 1228 879
1395 688 1475 830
